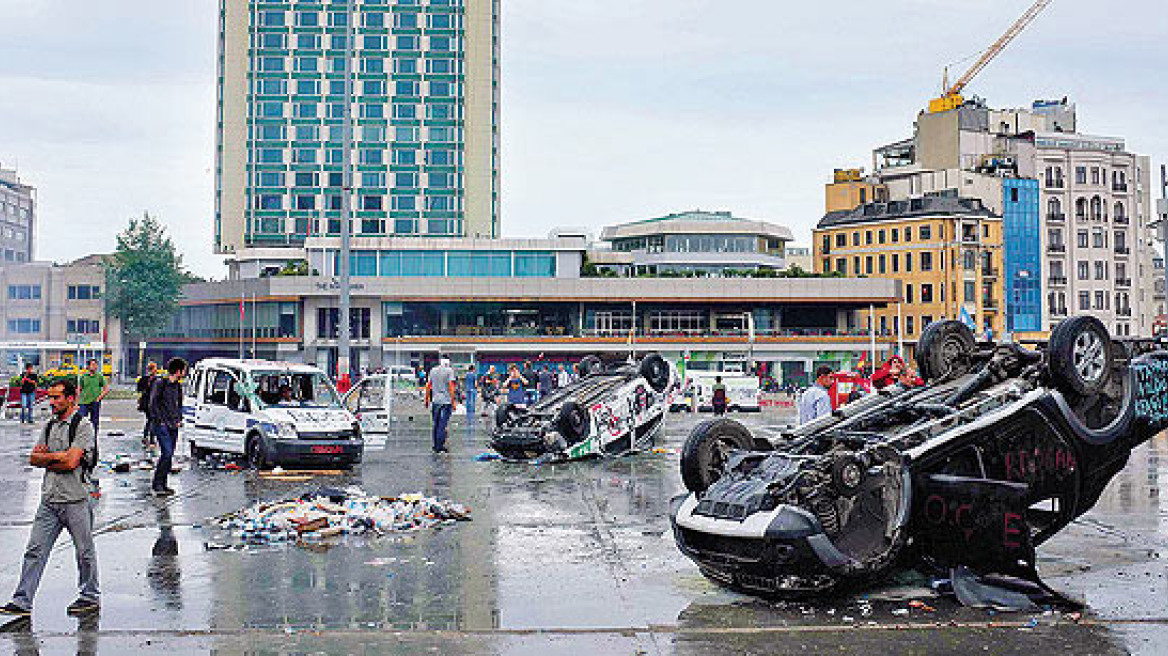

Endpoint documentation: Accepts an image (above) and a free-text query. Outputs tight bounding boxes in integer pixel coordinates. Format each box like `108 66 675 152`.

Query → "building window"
316 308 371 340
891 254 899 273
1077 230 1089 248
1079 292 1090 310
904 226 913 242
6 319 41 334
919 226 932 240
1094 261 1107 280
921 285 934 305
1076 166 1087 184
835 258 846 274
852 232 860 246
865 256 873 275
66 285 101 300
7 284 41 300
905 252 913 272
865 231 873 245
891 228 899 243
906 284 914 304
1077 262 1089 280
920 251 933 272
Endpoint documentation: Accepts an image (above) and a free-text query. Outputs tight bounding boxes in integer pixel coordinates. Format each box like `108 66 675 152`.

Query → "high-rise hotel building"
215 0 500 254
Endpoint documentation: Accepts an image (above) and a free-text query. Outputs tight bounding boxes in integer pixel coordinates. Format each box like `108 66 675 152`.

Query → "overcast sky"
0 0 1164 278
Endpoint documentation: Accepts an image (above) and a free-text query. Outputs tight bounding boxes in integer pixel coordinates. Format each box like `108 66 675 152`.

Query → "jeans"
11 499 99 610
152 424 177 491
20 392 35 423
431 403 452 452
465 391 476 416
78 401 102 434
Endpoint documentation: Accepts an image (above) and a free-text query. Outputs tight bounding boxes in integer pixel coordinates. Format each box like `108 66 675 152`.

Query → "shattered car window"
246 371 342 409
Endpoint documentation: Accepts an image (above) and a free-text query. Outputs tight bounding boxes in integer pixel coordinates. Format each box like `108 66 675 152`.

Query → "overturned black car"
670 316 1168 598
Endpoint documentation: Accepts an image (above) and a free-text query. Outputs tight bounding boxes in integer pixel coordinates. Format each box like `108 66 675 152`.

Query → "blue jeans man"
20 392 36 424
78 402 101 435
431 403 452 452
465 389 476 417
152 424 177 492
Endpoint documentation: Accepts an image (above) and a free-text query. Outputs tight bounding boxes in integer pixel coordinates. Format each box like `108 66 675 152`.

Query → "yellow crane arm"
947 0 1053 97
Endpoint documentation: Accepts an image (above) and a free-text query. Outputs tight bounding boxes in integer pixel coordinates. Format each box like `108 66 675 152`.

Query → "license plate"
311 445 344 454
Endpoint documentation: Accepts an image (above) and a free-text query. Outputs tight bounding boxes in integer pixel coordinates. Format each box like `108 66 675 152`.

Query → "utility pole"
336 0 354 384
1160 165 1168 339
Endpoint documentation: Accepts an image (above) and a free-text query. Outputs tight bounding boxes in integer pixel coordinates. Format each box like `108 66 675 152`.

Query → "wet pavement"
0 397 1165 655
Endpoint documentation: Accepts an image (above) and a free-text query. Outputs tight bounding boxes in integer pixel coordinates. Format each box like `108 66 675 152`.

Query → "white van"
183 359 363 468
687 371 762 413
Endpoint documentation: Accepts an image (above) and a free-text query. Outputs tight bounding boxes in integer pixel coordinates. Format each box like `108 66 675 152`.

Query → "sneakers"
151 488 175 498
0 603 30 617
65 598 99 616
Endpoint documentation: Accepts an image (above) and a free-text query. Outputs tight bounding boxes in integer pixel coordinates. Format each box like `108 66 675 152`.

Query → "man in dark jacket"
148 358 187 497
136 361 158 449
521 361 537 404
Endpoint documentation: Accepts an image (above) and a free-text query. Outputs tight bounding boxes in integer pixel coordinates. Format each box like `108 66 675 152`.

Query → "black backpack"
42 413 96 482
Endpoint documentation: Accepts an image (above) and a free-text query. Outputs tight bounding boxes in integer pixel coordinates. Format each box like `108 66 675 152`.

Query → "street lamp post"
336 0 355 385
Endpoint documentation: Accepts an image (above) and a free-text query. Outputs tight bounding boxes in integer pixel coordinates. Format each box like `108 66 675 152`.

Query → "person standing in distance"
136 361 159 450
77 359 108 435
711 375 728 416
798 366 834 425
464 365 477 417
149 358 187 497
0 379 100 618
18 363 39 424
424 357 457 453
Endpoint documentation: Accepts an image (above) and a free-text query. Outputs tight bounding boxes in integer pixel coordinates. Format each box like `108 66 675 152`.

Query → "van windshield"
245 370 342 410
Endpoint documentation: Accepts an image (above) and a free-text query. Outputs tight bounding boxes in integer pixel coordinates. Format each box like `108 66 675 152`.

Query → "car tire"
1048 316 1113 397
831 454 866 497
639 353 671 392
917 320 977 383
681 418 754 494
556 401 590 445
578 356 604 377
246 434 270 470
495 402 522 429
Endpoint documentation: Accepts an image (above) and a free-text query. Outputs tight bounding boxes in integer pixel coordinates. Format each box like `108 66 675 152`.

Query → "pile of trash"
205 486 471 548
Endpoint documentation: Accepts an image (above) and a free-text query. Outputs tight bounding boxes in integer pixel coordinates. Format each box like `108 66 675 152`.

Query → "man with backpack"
711 376 728 416
149 358 187 497
0 379 100 618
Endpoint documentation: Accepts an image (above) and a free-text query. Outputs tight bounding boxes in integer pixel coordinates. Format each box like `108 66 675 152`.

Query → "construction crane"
927 0 1054 114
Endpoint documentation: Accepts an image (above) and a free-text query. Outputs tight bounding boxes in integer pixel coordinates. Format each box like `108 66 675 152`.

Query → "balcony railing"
1115 246 1131 256
981 266 998 278
1047 212 1066 222
982 298 998 310
1113 183 1129 192
1044 179 1065 189
1048 276 1068 285
1117 277 1132 287
1118 308 1133 318
1075 213 1087 221
1051 306 1068 317
1115 215 1130 225
1047 243 1066 253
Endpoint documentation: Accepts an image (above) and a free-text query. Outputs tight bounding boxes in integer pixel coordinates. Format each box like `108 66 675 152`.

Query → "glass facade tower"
216 0 500 253
1004 178 1042 333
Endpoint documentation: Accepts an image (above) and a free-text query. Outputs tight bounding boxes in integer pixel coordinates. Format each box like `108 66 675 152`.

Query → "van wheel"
246 435 270 470
556 401 591 445
1048 316 1113 397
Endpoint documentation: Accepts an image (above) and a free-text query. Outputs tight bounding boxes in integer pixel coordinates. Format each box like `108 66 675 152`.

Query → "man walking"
538 366 555 400
149 358 187 497
424 357 457 453
136 361 158 450
18 363 38 424
798 366 834 425
464 365 477 417
521 360 537 404
0 379 100 618
77 359 108 435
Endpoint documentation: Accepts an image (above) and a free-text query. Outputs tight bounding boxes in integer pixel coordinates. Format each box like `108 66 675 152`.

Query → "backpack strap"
66 412 96 478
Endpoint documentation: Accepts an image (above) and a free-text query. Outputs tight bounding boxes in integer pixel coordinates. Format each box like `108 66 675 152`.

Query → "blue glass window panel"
259 171 284 186
426 195 451 211
362 104 384 119
329 80 346 95
395 58 417 74
514 253 556 278
393 219 416 234
330 35 347 50
394 126 416 142
396 35 419 50
393 149 416 165
395 13 417 29
430 14 452 29
296 195 316 210
428 149 451 165
259 194 282 210
295 125 317 141
296 57 318 73
392 195 416 211
260 33 285 48
293 149 317 164
259 124 283 139
401 252 444 276
428 171 451 188
379 251 401 276
296 80 319 95
260 57 284 72
326 195 342 210
261 11 285 27
294 171 316 186
351 251 378 277
362 195 383 211
395 80 418 96
361 172 385 187
365 12 384 28
259 149 283 163
429 81 451 96
394 172 417 188
364 35 385 50
363 80 384 95
360 149 384 165
259 79 285 95
297 11 319 27
393 103 416 119
430 36 451 52
297 34 320 49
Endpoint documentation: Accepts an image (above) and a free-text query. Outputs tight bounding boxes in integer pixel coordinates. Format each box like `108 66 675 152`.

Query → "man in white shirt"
798 366 834 425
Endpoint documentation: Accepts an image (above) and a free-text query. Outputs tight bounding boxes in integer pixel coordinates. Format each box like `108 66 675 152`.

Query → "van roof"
193 358 326 375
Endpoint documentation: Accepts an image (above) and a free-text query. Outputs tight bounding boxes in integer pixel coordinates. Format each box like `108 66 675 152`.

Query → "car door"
198 369 234 452
359 377 389 436
181 367 204 444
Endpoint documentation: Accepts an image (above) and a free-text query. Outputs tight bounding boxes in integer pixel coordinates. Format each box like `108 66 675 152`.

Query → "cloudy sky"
0 0 1164 278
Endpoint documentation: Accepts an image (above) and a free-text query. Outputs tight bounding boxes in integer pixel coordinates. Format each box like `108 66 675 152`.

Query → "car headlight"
273 422 298 440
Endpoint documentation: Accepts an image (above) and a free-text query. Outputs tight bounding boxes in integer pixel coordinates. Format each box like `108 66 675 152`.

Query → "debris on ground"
473 452 501 462
204 486 471 549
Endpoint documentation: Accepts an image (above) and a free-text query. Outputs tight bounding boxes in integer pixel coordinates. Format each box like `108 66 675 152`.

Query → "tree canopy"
104 213 193 338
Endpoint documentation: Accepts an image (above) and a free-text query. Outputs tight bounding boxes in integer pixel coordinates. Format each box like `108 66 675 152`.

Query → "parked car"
184 359 363 469
490 353 680 461
670 317 1168 598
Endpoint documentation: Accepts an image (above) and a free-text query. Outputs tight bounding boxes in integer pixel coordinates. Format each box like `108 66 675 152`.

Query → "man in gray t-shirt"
425 358 458 453
0 380 100 618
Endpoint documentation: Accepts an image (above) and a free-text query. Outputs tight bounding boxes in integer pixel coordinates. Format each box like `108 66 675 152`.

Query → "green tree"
104 213 192 338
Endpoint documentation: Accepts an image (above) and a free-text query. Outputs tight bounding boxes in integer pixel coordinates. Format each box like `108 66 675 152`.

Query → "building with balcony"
814 196 1004 348
215 0 500 253
0 164 34 264
594 210 794 276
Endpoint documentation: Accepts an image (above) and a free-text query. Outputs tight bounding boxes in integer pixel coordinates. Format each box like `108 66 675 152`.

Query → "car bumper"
490 430 554 458
669 493 846 595
266 439 364 466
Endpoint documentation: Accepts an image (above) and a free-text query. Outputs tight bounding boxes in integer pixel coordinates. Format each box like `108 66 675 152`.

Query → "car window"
358 379 386 411
344 382 362 413
205 370 234 406
184 369 202 398
247 370 342 409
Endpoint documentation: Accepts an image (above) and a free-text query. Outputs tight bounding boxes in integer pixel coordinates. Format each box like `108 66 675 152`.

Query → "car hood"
262 407 354 429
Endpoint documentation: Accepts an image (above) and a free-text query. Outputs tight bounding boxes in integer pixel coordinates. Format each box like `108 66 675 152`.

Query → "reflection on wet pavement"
0 399 1164 654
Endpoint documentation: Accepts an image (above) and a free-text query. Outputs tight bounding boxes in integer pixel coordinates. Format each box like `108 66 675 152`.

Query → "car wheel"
681 419 754 494
831 454 866 497
495 402 522 429
246 434 270 470
1048 316 1113 397
578 356 604 377
556 401 591 445
639 353 670 392
917 320 976 383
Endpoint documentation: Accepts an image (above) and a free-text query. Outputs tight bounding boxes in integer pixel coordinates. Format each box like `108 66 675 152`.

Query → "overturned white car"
490 354 680 461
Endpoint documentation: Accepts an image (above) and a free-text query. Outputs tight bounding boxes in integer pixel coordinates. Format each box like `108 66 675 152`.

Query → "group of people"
15 360 110 430
797 355 923 425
